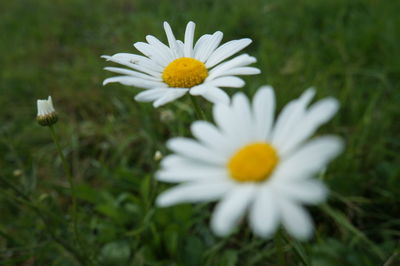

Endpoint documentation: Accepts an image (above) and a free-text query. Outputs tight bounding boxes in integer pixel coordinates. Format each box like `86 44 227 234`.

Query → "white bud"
36 96 58 126
154 150 163 161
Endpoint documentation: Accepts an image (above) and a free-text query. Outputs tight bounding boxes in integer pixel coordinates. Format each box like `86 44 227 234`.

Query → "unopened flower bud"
160 110 175 123
36 96 58 126
154 150 163 161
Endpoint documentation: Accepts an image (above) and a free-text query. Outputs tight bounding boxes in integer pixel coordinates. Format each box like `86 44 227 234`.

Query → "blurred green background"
0 0 399 265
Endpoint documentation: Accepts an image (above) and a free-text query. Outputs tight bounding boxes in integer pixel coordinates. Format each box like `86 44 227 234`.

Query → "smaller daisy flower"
102 21 260 107
36 96 58 126
155 86 344 240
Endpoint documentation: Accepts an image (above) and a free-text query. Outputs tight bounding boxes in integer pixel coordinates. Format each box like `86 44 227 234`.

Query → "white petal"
271 88 316 148
111 53 163 71
152 89 188 107
163 21 179 58
104 67 162 81
231 92 253 143
175 40 185 58
37 96 55 116
193 34 211 58
207 54 257 80
145 35 174 63
212 103 243 147
211 184 256 236
195 31 223 62
190 120 232 156
189 84 210 95
274 136 344 180
279 98 339 156
102 54 162 77
252 86 275 141
272 179 328 205
167 137 227 165
206 38 252 68
47 96 55 111
134 88 168 102
156 181 233 207
279 198 314 240
200 87 230 105
159 155 228 183
103 76 166 89
184 21 195 57
157 167 228 183
249 186 280 238
219 67 261 77
134 42 169 67
160 154 189 168
209 76 245 88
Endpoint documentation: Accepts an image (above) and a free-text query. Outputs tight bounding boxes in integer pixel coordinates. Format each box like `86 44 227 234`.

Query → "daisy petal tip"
133 94 142 101
327 97 340 112
255 85 274 98
211 223 231 238
154 171 164 181
294 230 314 242
242 38 253 45
155 195 170 208
252 227 274 239
101 55 111 60
152 101 162 108
165 138 179 150
306 87 317 95
324 135 345 154
232 91 247 102
333 137 345 155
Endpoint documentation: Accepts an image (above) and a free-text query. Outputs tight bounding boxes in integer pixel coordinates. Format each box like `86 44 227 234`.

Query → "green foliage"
0 0 399 265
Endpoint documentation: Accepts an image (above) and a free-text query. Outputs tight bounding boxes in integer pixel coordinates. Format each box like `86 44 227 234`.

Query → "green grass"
0 0 399 265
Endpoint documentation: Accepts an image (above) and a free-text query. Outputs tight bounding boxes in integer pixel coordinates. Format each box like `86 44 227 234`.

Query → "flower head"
102 21 260 107
155 86 344 240
36 96 58 126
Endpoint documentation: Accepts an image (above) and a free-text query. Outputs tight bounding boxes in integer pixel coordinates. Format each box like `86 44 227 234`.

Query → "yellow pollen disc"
228 143 279 182
162 57 208 88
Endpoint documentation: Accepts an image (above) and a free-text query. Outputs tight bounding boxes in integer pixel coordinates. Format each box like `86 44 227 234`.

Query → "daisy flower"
102 21 260 107
36 96 58 126
155 86 344 240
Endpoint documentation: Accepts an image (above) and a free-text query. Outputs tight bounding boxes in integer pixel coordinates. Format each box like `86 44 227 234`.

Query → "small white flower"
102 21 260 107
155 86 344 240
36 96 57 126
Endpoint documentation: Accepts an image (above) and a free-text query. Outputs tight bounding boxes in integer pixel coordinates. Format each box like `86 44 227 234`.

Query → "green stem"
189 95 207 121
276 231 286 266
49 126 82 254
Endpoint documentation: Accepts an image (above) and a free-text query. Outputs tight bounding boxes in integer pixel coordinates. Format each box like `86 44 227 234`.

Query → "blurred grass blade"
321 204 385 259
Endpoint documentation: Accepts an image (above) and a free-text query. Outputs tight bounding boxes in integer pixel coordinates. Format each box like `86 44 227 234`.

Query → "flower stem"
189 95 207 121
48 126 82 253
276 231 287 266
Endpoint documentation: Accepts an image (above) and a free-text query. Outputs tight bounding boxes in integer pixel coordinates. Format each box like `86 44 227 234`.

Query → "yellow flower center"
228 143 279 182
162 57 208 88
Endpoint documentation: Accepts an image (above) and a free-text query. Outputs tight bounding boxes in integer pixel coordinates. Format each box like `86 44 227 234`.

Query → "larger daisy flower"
156 86 344 240
102 21 260 107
